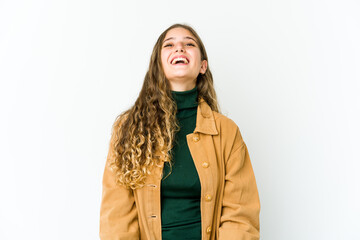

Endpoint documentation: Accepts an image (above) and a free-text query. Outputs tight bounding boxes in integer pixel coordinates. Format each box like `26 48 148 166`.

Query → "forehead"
164 27 196 41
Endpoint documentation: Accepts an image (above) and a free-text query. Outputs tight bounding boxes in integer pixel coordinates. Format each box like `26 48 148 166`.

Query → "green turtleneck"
161 85 202 240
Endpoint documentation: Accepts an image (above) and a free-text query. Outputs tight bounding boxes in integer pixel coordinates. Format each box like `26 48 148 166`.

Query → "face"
160 27 207 91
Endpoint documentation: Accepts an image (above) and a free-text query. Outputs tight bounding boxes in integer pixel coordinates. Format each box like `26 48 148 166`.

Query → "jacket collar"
193 97 219 135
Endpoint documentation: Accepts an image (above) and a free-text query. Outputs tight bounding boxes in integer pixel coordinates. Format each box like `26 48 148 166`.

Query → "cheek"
160 52 168 66
191 51 202 64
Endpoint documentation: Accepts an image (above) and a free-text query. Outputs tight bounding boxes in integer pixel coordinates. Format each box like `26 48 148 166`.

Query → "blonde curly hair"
107 23 220 189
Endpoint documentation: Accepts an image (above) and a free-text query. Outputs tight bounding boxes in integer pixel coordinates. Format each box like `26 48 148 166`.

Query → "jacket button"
205 194 212 201
206 226 212 233
193 135 199 142
202 162 209 168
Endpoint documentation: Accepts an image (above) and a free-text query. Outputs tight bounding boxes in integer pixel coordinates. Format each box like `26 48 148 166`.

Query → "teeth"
171 57 189 64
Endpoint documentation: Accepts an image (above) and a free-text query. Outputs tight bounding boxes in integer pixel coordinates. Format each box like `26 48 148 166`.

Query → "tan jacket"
100 97 261 240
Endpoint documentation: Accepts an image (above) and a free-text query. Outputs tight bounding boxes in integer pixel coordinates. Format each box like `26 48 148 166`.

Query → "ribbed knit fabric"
161 85 202 240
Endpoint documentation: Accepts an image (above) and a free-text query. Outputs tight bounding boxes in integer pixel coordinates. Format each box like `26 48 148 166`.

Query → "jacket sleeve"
218 126 261 240
99 122 140 240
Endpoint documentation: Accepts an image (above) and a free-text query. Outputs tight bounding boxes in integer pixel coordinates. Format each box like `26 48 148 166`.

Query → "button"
205 194 212 201
202 162 209 168
193 135 199 142
206 226 212 233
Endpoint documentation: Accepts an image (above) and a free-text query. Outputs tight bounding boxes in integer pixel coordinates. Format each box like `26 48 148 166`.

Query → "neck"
169 81 196 92
171 85 198 111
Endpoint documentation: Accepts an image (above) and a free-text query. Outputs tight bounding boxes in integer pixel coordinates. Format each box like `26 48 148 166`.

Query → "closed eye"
163 43 196 47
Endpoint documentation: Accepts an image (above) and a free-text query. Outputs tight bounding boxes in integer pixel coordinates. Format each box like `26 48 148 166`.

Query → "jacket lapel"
194 97 219 136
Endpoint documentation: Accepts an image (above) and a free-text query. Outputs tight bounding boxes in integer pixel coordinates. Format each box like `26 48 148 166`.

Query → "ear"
200 59 208 74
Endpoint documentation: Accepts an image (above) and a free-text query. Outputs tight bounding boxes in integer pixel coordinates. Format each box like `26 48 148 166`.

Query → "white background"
1 0 359 239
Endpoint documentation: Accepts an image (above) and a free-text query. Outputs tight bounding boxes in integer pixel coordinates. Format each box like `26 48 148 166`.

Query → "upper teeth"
171 57 188 64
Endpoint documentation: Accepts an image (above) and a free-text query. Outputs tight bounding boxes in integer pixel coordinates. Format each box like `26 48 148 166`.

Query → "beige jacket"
99 97 261 240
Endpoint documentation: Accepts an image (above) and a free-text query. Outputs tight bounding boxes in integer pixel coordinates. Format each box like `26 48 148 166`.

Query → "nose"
175 43 185 52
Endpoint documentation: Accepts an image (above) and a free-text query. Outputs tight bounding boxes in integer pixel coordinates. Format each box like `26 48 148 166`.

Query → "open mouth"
171 56 189 65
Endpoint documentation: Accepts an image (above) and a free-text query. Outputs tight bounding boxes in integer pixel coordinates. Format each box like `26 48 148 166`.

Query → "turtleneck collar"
171 85 198 111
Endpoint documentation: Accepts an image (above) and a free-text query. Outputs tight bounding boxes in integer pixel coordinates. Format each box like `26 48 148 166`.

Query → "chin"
168 75 195 81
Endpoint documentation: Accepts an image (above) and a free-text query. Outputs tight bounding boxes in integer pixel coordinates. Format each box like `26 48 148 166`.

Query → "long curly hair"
108 23 221 189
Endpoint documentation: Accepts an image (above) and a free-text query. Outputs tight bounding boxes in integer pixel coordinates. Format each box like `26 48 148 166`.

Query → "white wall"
1 0 359 239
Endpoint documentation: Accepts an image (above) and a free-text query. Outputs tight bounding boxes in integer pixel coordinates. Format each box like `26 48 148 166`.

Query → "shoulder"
213 111 241 133
112 111 130 130
212 111 245 148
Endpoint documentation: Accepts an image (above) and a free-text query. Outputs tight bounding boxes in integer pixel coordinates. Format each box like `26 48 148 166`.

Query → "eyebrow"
163 36 198 44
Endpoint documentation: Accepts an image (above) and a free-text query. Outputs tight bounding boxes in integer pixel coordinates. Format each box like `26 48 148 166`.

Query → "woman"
99 23 260 240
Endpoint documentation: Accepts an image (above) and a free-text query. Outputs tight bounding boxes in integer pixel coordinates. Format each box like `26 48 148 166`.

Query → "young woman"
99 23 260 240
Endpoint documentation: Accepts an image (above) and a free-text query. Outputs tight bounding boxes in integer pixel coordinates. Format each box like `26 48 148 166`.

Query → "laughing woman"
99 23 261 240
